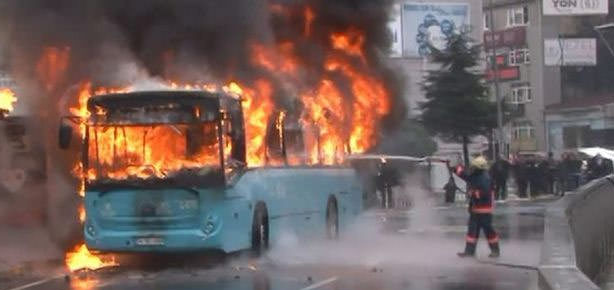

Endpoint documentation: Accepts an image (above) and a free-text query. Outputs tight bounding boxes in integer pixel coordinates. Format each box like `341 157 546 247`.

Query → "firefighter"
455 156 500 258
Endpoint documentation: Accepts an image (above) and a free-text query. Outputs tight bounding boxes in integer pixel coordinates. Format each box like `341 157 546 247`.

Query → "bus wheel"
251 203 269 255
326 197 339 240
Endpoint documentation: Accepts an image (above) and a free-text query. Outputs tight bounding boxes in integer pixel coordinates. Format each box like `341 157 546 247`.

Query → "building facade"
544 1 614 156
483 0 562 155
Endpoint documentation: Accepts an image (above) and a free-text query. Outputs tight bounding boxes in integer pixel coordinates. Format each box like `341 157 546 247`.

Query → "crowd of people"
487 152 613 200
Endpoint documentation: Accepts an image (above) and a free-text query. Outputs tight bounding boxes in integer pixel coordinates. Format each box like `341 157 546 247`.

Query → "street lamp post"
488 0 505 158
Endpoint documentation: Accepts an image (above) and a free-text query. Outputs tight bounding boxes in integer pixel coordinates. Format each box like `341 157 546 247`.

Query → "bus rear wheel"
326 197 339 240
251 203 269 255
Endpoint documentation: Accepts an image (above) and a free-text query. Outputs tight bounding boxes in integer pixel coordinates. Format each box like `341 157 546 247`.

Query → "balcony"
511 137 537 152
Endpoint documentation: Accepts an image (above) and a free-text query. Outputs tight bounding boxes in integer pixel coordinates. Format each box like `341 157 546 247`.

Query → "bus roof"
87 90 233 112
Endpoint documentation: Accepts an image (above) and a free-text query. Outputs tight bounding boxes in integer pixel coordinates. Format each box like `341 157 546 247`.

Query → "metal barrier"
539 176 614 290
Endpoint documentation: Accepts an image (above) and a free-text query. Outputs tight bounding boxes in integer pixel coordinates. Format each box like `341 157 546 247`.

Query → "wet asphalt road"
0 198 549 290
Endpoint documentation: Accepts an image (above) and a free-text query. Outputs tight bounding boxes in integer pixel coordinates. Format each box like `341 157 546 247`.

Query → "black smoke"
2 0 405 125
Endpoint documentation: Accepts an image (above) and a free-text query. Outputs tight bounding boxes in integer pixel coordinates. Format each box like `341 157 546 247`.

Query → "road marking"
299 276 338 290
4 274 64 290
478 260 538 271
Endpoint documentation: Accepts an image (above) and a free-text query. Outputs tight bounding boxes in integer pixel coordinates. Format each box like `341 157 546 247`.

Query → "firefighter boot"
457 243 476 258
488 243 500 258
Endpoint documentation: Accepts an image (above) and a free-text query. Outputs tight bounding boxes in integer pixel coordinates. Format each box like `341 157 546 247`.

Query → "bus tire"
251 202 269 255
326 197 339 240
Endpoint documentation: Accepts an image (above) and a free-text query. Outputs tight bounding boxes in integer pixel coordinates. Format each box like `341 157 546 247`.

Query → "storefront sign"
544 38 597 66
486 67 520 81
543 0 608 15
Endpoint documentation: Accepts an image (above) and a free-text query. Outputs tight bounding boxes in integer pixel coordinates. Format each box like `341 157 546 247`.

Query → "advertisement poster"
401 3 469 57
543 0 608 15
544 38 597 66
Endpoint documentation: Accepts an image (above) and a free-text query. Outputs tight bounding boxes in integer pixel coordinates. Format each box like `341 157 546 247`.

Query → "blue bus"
58 91 363 253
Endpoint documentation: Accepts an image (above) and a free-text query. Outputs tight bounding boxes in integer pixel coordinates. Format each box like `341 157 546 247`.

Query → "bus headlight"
202 214 220 236
204 221 215 234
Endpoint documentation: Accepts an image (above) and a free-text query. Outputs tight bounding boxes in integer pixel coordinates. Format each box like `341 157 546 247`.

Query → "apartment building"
483 0 562 155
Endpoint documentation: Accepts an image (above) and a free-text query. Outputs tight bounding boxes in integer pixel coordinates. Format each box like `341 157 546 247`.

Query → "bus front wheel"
326 197 339 240
251 203 269 255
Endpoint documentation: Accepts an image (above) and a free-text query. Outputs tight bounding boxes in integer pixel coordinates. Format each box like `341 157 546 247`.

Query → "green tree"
420 33 496 166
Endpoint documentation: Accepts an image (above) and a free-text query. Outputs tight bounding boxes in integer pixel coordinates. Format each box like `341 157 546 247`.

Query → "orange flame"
78 205 86 223
325 58 389 153
331 28 366 63
301 79 347 164
225 81 274 166
0 88 17 113
65 244 116 272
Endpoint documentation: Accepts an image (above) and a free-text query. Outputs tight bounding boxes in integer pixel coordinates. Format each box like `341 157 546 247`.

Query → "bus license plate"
135 237 165 246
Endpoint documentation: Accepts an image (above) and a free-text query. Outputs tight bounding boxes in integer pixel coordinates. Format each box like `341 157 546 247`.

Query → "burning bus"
58 90 363 253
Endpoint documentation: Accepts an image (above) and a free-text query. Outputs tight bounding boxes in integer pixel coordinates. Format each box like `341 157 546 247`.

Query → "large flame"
224 81 274 166
58 3 392 272
0 88 17 113
65 244 116 272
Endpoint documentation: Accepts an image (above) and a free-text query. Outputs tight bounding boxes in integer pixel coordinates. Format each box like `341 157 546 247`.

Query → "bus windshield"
86 122 222 186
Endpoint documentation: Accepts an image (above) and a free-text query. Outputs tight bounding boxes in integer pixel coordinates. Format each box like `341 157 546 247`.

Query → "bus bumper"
84 228 227 253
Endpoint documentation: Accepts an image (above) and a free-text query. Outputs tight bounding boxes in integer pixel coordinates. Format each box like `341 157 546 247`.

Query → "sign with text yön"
544 38 597 66
543 0 608 15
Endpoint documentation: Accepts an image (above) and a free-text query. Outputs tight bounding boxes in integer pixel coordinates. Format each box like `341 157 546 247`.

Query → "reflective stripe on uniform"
472 206 493 214
488 235 499 244
466 235 477 244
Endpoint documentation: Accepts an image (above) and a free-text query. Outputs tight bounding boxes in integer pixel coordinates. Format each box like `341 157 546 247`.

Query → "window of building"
506 6 529 27
508 48 530 65
512 125 535 140
510 85 532 104
483 13 490 30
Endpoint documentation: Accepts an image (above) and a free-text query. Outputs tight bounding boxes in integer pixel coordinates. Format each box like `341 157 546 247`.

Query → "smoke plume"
1 0 405 120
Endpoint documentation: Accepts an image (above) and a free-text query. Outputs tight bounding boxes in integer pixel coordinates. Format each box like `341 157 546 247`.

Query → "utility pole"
488 0 505 158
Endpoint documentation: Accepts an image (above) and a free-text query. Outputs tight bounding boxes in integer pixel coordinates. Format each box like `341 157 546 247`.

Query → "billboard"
544 38 597 66
401 3 470 57
543 0 608 15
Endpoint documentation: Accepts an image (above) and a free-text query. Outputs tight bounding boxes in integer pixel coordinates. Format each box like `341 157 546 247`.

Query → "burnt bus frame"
80 91 234 190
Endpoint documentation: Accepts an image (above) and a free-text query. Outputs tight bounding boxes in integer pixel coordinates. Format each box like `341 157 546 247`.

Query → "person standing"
491 156 510 201
526 158 540 197
545 152 558 194
455 156 500 258
514 156 528 198
569 153 583 190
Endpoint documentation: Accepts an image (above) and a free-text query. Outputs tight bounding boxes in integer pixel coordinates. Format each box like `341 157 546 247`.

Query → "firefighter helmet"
470 156 489 170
